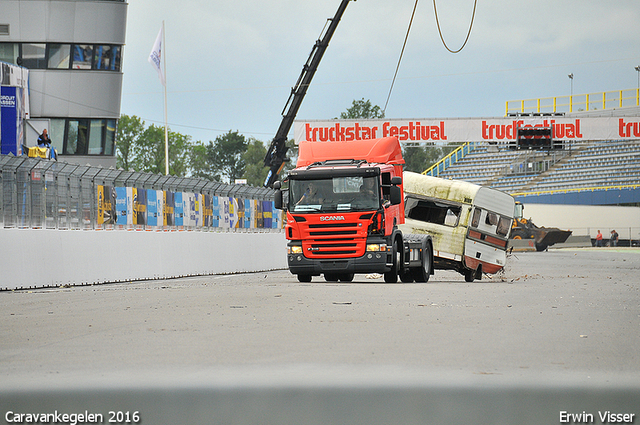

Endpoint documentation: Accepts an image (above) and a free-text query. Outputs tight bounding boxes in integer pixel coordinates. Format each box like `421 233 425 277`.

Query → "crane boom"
263 0 355 187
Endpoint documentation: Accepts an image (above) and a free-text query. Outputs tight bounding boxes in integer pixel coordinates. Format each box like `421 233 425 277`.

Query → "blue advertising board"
1 86 22 155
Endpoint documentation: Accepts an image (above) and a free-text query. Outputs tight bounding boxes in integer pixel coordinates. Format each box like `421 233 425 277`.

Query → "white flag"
148 26 165 86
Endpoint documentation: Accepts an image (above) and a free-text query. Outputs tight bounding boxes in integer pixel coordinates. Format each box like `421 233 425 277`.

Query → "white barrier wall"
0 229 287 290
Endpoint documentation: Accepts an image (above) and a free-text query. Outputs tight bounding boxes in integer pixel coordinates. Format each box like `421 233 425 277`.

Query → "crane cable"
383 0 419 114
383 0 478 114
434 0 478 53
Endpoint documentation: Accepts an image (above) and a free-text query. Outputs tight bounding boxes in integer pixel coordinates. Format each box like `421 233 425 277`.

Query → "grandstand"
424 107 640 207
436 140 640 199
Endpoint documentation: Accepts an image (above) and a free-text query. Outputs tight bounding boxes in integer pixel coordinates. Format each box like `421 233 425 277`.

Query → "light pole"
568 73 574 112
635 66 640 89
568 73 574 96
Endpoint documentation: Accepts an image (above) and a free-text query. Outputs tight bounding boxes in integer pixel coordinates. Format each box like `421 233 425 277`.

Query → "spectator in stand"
595 230 603 247
610 230 619 247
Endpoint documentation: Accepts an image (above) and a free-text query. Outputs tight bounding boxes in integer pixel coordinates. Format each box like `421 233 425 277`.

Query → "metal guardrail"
0 154 280 231
421 141 478 177
511 183 640 198
506 88 640 115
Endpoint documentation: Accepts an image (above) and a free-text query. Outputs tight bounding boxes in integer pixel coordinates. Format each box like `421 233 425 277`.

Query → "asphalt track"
1 248 639 424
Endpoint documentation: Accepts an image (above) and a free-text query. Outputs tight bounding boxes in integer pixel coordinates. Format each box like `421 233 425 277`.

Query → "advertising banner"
262 201 272 229
235 198 245 228
203 194 213 228
147 189 158 227
164 191 175 228
295 117 640 144
133 188 147 229
244 199 252 229
220 197 230 228
212 196 219 228
97 185 117 226
115 187 131 229
1 86 20 155
174 192 184 229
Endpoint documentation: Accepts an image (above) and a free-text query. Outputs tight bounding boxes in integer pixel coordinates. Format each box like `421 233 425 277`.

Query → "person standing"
610 230 619 247
37 129 51 148
595 230 603 247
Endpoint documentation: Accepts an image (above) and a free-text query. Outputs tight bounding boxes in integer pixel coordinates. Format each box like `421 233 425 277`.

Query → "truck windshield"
289 176 380 212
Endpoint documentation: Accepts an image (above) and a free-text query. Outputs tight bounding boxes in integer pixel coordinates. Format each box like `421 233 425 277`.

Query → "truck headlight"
288 246 303 254
366 243 387 252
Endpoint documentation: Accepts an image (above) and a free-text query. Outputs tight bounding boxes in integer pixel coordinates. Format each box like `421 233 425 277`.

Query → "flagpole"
162 20 169 176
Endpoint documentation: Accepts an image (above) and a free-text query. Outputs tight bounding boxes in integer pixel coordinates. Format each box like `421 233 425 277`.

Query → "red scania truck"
273 136 433 283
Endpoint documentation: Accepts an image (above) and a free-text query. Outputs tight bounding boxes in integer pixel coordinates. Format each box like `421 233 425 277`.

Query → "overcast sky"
120 0 640 144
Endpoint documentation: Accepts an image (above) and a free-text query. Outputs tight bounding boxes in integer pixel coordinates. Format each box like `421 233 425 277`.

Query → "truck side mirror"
390 176 402 185
389 185 402 205
274 190 283 210
273 181 283 210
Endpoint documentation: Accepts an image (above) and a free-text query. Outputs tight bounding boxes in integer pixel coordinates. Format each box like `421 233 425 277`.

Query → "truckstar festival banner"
294 116 640 144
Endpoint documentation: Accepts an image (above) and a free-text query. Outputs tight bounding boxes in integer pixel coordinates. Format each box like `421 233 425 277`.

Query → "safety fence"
421 141 478 177
0 154 282 232
506 88 640 115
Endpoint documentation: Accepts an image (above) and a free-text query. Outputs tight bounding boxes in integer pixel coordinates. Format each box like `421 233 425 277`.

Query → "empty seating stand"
435 140 640 195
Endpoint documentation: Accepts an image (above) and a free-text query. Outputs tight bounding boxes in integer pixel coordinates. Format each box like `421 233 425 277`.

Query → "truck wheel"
384 241 400 283
464 269 475 282
400 271 414 283
298 274 312 282
412 241 432 283
324 273 339 282
339 273 354 282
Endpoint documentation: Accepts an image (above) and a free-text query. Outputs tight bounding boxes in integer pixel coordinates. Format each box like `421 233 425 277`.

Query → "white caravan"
400 172 515 282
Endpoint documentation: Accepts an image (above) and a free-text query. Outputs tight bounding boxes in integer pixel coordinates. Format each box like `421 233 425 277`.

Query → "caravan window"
496 216 512 236
405 197 461 227
471 208 482 228
485 212 498 226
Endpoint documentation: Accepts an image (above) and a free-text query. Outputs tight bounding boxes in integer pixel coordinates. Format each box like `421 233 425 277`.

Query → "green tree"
403 142 460 173
402 144 430 173
115 114 144 171
129 124 193 176
242 138 269 187
339 98 385 119
190 142 218 181
207 130 248 183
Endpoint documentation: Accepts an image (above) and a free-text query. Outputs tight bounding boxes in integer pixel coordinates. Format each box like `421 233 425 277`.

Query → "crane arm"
263 0 355 187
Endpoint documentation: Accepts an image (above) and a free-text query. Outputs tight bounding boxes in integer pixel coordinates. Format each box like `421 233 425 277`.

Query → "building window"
65 119 89 154
0 42 122 71
53 118 116 156
72 44 93 69
50 119 66 154
48 44 71 69
0 42 19 64
21 43 46 68
88 119 103 154
94 45 122 71
105 119 116 155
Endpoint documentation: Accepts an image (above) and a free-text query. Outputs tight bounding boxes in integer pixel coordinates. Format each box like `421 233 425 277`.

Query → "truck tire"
324 273 339 282
400 271 414 283
298 274 312 282
339 273 354 282
384 241 401 283
412 241 432 283
464 269 475 282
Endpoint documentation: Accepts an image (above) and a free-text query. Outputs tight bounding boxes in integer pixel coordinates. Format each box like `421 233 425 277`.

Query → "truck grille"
301 222 365 258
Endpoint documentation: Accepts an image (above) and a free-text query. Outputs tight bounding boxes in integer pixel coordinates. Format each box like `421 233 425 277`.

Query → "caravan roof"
403 172 514 217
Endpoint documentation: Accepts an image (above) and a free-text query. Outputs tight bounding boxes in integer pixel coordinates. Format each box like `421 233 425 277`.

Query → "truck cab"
274 137 432 283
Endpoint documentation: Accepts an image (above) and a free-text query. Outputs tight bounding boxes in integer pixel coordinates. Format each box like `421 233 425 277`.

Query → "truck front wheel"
384 241 401 283
298 274 312 282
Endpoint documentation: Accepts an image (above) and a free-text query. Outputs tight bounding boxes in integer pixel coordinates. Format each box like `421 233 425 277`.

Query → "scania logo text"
320 216 345 221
